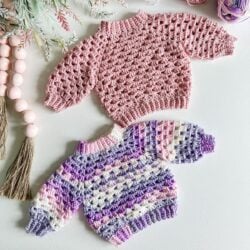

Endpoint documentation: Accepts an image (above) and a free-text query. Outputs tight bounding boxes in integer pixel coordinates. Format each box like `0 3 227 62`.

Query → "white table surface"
0 0 250 249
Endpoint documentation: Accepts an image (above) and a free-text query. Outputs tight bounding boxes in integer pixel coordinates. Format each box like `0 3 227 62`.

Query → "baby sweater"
26 120 215 244
45 11 236 127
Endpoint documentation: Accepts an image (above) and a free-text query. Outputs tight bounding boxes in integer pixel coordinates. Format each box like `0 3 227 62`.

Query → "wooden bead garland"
0 35 37 200
7 35 38 138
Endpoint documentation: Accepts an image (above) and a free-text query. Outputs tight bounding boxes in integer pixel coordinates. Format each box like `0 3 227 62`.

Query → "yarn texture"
187 0 207 5
217 0 249 22
45 11 236 127
26 120 215 244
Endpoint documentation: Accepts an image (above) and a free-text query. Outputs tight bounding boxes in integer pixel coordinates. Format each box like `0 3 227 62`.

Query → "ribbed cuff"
224 35 237 56
201 134 215 154
26 209 53 236
44 93 66 112
187 0 207 5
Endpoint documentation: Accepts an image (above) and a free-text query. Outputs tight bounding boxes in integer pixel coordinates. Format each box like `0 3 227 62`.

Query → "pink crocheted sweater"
45 11 236 127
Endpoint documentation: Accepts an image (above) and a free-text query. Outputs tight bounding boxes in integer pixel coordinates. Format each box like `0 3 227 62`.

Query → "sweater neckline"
80 124 125 154
100 10 148 35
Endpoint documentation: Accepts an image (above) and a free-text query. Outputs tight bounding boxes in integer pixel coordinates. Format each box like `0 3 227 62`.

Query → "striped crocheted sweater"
26 120 215 244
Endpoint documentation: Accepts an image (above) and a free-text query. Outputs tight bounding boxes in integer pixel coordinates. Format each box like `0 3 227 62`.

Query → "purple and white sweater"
26 120 215 245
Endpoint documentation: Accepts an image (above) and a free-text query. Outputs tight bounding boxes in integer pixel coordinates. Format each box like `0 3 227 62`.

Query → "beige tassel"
0 137 33 200
0 96 7 160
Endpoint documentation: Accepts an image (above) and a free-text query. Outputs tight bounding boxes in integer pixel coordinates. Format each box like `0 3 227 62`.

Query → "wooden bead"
9 35 21 47
12 73 23 86
25 124 38 138
0 44 11 57
7 86 22 99
0 38 7 45
0 71 8 84
23 110 36 123
0 57 10 71
14 60 26 73
14 47 27 60
0 85 7 96
15 99 28 112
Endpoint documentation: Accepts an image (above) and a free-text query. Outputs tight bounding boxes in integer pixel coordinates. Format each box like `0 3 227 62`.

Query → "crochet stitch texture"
26 120 215 244
45 11 236 127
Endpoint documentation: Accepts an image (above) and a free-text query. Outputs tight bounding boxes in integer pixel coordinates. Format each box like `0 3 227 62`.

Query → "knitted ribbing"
45 11 236 127
26 120 215 244
187 0 206 5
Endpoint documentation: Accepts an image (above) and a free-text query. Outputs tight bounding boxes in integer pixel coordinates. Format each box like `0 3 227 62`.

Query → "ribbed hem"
187 0 207 5
100 11 148 36
116 96 189 127
109 225 133 245
129 202 177 234
44 93 67 112
26 210 53 236
223 35 237 56
201 134 215 154
109 201 177 245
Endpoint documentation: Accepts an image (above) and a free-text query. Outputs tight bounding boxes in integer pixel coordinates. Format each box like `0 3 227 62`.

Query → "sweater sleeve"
154 120 215 163
163 13 236 59
45 34 104 111
26 153 85 236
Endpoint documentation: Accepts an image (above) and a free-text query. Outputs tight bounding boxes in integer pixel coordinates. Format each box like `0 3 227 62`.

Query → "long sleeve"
162 13 236 59
45 34 105 111
26 153 85 236
154 120 215 163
